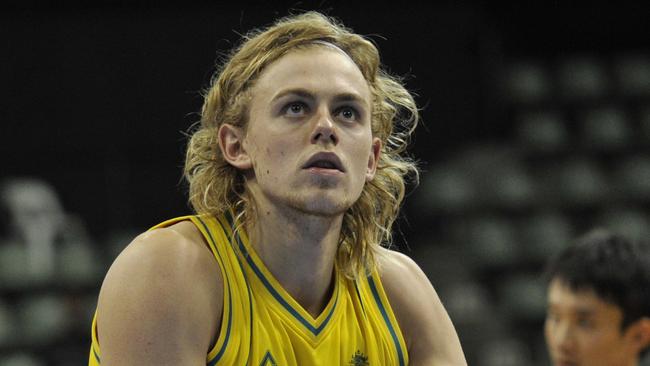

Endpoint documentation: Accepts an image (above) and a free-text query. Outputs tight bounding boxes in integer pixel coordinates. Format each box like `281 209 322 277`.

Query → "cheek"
256 145 293 179
354 144 373 171
543 321 552 340
575 329 620 362
584 330 620 349
544 321 560 348
264 145 288 162
248 133 290 168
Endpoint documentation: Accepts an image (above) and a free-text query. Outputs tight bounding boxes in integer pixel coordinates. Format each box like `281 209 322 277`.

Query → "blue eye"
336 106 359 121
285 102 308 116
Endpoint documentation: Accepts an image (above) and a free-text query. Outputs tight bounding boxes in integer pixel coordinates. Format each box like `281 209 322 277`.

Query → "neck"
247 203 343 317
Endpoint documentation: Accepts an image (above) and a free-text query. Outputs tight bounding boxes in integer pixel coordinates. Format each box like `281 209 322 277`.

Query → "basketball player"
89 11 466 365
544 229 650 366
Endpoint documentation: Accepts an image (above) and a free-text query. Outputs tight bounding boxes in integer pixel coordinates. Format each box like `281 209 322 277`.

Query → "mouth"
555 358 578 366
302 152 345 173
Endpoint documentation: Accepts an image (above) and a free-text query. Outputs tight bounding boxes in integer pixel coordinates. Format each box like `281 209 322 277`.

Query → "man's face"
240 46 380 216
545 278 640 366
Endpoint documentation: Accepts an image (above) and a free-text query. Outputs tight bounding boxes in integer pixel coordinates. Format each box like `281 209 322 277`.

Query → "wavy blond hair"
184 11 419 278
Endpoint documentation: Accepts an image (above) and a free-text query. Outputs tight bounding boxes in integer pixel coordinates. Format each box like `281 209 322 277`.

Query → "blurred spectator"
543 229 650 366
1 178 64 282
0 177 100 288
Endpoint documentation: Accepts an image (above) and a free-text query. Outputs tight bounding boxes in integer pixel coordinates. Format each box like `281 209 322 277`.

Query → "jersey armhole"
89 311 101 365
368 270 410 366
188 215 234 365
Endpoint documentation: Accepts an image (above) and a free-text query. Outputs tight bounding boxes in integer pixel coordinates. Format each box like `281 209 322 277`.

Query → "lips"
302 152 344 172
555 357 578 366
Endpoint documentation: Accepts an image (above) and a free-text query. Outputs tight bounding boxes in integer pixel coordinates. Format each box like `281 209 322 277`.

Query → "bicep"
96 230 221 366
380 251 467 366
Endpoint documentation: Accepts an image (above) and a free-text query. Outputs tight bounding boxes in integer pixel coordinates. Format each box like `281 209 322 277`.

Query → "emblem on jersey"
260 351 277 366
349 350 369 366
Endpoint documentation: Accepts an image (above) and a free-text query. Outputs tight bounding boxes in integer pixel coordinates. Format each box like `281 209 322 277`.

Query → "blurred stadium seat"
502 60 552 103
0 353 45 366
411 242 474 286
475 337 534 366
16 294 70 345
615 155 650 200
0 241 30 290
554 157 611 206
640 106 650 142
423 145 538 210
596 207 650 242
0 299 17 347
557 56 610 100
418 164 478 213
518 211 575 264
516 110 569 153
455 215 521 271
497 273 547 322
442 280 493 328
579 106 631 150
614 54 650 97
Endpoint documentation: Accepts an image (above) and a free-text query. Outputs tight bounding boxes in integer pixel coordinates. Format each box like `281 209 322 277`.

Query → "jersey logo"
259 351 277 366
349 350 369 366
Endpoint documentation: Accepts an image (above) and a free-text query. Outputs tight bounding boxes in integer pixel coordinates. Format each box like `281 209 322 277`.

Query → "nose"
310 108 338 145
550 321 576 355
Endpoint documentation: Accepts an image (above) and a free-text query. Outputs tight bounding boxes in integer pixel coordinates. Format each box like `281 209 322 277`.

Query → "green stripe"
354 281 366 315
93 346 101 364
196 216 233 366
368 275 405 366
259 351 277 366
214 214 255 366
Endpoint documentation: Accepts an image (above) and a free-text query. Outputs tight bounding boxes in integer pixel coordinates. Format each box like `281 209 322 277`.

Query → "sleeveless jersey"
89 213 409 365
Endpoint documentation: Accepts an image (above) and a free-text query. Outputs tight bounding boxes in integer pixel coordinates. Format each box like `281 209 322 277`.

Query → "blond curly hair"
184 11 419 278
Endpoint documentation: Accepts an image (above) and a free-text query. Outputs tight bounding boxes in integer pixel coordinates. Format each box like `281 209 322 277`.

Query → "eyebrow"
271 88 368 106
575 308 595 317
547 303 595 317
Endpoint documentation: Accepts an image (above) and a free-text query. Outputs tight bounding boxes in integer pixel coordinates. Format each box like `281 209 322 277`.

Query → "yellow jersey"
89 213 409 365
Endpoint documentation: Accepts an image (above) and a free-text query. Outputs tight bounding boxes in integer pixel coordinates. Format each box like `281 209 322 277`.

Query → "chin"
298 201 348 217
292 194 353 217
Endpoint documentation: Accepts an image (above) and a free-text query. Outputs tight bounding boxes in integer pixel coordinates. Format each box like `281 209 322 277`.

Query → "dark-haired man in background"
544 229 650 366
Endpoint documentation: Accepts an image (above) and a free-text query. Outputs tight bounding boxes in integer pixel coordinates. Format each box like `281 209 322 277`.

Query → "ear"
627 317 650 353
365 137 382 182
218 123 252 170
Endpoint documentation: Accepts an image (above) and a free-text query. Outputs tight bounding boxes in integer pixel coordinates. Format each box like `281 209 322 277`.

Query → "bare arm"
379 248 467 366
96 222 223 366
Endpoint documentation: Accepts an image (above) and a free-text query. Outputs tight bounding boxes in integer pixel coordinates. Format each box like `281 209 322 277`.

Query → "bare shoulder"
96 220 222 365
376 247 421 284
375 248 435 329
376 247 432 313
377 247 467 366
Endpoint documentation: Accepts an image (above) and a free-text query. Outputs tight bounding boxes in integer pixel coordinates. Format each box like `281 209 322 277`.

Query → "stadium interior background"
2 2 650 365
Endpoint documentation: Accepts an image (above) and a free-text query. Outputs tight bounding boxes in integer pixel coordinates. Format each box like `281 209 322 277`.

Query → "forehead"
548 279 599 307
547 279 623 320
250 46 371 103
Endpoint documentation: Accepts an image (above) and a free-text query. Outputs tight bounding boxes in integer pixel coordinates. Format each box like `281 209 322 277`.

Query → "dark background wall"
2 1 486 235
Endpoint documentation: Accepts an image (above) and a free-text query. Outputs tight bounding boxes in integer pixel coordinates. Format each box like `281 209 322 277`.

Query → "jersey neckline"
218 211 342 341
